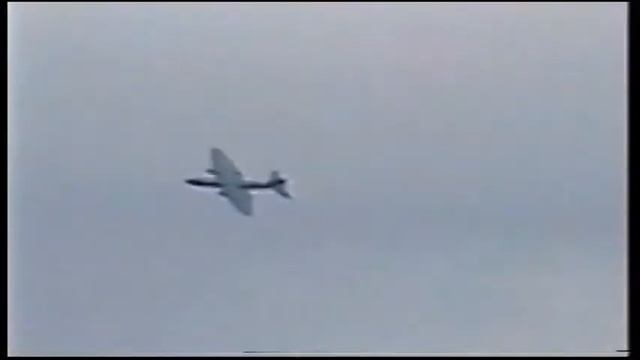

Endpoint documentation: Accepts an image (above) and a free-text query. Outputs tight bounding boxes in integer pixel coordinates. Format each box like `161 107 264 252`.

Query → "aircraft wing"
211 148 243 183
225 186 253 216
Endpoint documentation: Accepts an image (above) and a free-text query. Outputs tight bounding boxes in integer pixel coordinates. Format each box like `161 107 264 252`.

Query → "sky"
8 2 627 355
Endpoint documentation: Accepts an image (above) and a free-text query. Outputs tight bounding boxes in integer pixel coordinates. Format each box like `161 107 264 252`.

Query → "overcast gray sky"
9 2 627 355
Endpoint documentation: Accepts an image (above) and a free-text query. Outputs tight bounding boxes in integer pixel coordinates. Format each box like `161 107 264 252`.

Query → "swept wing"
211 148 243 183
224 186 253 216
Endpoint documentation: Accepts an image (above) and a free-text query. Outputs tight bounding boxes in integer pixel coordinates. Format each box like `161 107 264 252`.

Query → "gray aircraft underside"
185 148 291 215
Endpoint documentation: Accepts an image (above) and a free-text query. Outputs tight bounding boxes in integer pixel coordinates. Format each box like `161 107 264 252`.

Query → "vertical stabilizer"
269 171 291 198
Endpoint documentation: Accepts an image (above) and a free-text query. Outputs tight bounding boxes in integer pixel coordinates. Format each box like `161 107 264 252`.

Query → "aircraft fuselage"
185 178 285 190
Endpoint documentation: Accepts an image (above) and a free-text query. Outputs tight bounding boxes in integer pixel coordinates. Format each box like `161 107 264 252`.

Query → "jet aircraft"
185 148 291 215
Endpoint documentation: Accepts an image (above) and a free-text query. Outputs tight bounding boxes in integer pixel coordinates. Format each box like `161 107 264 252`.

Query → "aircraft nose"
185 179 198 186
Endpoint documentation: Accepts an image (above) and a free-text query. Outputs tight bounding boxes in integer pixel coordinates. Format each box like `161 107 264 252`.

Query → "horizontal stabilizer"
274 183 291 198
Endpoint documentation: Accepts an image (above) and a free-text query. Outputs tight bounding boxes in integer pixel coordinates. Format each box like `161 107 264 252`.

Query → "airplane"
185 148 291 216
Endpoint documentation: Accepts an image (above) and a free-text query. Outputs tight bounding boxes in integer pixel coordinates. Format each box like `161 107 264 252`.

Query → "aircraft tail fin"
269 171 292 198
